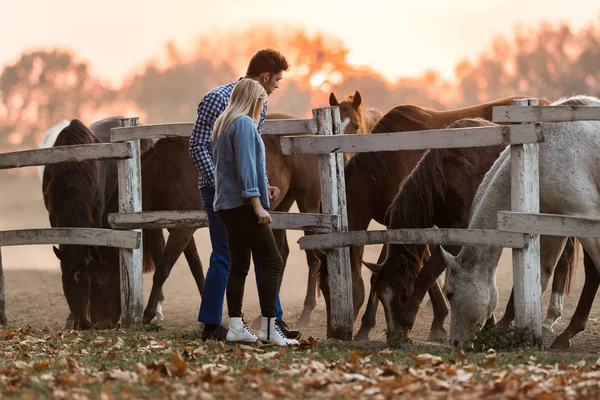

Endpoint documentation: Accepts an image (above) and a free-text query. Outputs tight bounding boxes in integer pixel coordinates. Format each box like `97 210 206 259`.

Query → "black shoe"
276 319 300 340
201 324 228 341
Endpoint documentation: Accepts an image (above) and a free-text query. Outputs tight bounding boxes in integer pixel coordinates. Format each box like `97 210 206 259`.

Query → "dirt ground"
2 171 600 354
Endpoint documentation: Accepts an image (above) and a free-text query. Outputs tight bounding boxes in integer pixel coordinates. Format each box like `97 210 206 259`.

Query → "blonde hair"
212 79 268 141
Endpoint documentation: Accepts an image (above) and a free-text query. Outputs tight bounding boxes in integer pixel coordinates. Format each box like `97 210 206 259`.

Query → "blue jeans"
198 186 283 324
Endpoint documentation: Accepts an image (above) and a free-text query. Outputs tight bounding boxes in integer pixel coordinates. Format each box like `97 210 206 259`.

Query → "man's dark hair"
246 49 290 77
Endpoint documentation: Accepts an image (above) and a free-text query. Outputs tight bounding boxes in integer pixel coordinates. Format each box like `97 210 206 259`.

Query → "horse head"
329 90 365 136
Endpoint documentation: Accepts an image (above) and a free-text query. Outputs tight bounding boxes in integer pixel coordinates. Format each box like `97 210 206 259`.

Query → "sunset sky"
1 0 599 85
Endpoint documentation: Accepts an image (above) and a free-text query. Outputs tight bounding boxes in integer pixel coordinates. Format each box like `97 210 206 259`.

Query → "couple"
189 49 300 346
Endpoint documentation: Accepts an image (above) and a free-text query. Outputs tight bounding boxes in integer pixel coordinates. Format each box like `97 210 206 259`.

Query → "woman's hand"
268 184 280 202
254 206 272 225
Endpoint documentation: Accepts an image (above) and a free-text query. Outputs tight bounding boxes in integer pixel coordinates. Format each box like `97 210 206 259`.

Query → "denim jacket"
212 115 269 211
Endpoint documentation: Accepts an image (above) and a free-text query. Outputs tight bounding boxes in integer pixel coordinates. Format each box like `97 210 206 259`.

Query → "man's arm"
189 92 227 187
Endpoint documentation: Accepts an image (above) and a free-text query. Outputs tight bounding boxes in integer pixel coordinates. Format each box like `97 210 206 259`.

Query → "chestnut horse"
329 91 383 135
361 118 581 345
316 96 576 340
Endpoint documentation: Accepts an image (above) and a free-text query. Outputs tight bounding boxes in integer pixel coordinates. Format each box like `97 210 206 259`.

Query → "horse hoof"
542 325 554 340
156 302 164 322
353 329 370 342
295 314 311 329
142 314 155 325
550 335 572 349
427 328 448 343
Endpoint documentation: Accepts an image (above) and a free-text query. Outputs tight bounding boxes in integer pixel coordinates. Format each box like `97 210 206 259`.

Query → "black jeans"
217 204 283 318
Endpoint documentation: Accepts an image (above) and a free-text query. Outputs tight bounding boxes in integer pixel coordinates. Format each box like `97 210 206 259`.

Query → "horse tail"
142 229 164 273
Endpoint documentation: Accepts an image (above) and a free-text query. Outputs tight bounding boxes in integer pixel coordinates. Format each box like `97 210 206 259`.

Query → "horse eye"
353 123 360 129
446 291 454 301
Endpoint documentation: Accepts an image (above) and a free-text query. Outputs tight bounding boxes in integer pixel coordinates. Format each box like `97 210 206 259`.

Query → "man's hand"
268 184 280 202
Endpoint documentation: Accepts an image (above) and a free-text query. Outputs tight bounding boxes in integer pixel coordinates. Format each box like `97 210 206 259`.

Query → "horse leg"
145 229 167 321
498 237 574 333
542 237 575 335
64 312 74 330
354 245 386 341
293 190 323 328
551 248 599 348
183 236 206 297
398 245 450 331
143 228 195 324
426 277 449 342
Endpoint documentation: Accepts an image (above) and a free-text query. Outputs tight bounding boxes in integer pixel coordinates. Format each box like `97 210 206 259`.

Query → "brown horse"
317 96 570 340
43 117 162 330
360 118 581 344
329 90 383 135
43 119 120 330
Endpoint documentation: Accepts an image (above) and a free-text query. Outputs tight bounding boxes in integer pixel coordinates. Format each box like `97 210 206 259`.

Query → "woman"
212 78 298 346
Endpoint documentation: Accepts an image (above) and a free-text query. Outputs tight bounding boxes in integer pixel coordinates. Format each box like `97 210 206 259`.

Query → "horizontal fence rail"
0 228 141 248
297 228 528 250
498 211 600 238
280 124 541 155
108 210 338 232
110 119 318 142
0 143 132 169
493 105 600 123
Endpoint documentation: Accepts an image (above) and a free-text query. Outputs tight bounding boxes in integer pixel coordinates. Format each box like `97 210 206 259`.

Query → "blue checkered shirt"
189 78 268 189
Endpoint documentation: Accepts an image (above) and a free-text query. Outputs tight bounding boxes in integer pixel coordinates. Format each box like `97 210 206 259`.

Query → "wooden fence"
3 99 600 347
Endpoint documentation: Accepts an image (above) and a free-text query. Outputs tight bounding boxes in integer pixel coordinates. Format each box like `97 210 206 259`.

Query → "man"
189 48 300 341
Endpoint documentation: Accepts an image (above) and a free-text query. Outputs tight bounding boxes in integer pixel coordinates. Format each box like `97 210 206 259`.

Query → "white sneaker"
226 317 257 343
258 317 299 346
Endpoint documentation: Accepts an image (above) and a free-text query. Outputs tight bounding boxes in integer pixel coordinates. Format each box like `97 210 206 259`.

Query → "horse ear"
362 260 383 274
329 92 339 107
440 246 456 268
53 246 63 260
352 90 363 109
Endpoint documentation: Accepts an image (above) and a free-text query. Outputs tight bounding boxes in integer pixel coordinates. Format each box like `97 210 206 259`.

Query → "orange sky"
1 0 599 86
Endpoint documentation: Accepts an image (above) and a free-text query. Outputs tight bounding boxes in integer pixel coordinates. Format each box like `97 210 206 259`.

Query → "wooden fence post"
315 106 353 340
510 98 543 348
116 117 144 326
0 248 6 325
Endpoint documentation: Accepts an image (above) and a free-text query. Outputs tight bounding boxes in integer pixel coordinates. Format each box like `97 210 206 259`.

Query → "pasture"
2 161 600 398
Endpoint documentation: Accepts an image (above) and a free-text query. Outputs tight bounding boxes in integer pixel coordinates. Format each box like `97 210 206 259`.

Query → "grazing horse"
42 117 162 329
362 118 581 344
42 119 120 329
444 96 600 349
317 96 571 340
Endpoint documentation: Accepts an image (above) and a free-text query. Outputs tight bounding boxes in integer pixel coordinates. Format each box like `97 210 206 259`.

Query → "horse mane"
345 105 435 181
44 119 101 228
552 95 600 107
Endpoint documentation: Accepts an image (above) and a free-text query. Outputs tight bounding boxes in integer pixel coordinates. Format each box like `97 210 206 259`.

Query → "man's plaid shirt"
189 77 268 189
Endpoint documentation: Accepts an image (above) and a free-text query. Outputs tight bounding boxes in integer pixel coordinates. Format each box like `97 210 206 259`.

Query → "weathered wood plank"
493 105 600 123
498 211 600 238
509 98 543 348
116 117 144 326
110 118 317 142
108 210 338 232
0 248 6 325
0 228 140 248
0 143 132 170
315 107 353 341
279 124 541 155
297 228 527 250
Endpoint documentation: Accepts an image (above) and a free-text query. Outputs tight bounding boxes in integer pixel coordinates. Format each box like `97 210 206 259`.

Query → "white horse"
443 95 600 349
38 119 70 181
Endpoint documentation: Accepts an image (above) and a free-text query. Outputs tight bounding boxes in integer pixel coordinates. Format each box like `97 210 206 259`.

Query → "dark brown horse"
360 118 581 344
42 119 120 330
43 117 161 329
317 96 570 340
